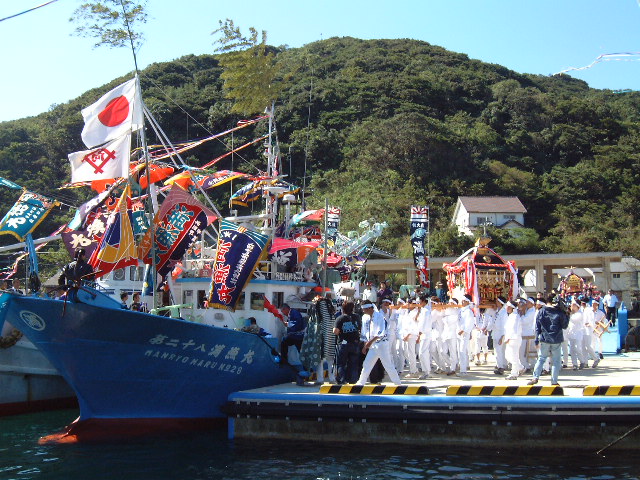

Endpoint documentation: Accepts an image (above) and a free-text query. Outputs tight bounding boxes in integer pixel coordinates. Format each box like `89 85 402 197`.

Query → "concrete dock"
225 352 640 451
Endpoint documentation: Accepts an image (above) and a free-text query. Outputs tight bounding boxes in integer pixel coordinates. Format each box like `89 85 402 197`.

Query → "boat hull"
3 293 293 429
0 338 77 416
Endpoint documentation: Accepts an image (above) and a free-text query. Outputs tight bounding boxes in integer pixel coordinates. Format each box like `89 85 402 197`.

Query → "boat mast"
119 0 159 308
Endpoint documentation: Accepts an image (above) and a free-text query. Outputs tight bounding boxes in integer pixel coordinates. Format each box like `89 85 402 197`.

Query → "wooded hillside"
1 36 639 274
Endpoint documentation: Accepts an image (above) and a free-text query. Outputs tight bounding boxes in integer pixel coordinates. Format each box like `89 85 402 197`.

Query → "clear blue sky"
1 0 639 122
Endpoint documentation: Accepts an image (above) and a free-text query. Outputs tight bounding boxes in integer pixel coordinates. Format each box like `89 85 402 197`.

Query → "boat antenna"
302 66 314 211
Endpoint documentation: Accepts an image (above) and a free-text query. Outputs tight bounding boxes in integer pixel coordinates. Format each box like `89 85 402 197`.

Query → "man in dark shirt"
279 303 306 364
333 301 362 384
61 248 94 285
528 297 570 386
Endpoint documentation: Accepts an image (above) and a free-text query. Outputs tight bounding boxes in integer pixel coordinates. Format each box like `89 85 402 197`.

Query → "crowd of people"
272 281 615 387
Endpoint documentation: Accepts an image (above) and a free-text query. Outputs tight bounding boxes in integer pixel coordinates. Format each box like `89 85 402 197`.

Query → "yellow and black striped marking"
446 385 564 396
319 384 429 395
583 385 640 396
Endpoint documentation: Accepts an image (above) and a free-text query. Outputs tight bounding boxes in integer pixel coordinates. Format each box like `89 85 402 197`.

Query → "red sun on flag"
98 96 130 127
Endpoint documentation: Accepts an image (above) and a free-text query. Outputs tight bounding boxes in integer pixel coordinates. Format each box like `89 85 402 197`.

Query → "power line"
0 0 58 23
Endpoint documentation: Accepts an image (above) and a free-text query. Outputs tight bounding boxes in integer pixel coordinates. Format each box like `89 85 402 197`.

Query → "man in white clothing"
603 289 619 327
430 298 448 374
567 299 587 369
457 294 476 375
489 297 508 375
504 300 524 380
582 300 600 368
416 295 432 379
381 299 402 374
442 299 460 376
519 297 537 372
590 300 607 362
356 303 402 386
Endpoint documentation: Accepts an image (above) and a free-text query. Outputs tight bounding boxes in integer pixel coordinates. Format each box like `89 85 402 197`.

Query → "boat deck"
225 353 640 450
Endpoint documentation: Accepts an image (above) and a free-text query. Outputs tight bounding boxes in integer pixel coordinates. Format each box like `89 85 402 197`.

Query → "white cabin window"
113 269 126 281
183 290 193 305
196 290 207 309
130 266 145 281
237 292 246 310
272 292 284 308
250 292 264 311
503 214 516 220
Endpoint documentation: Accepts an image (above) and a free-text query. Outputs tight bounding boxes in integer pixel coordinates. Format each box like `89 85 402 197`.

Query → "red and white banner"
81 78 143 148
68 134 131 183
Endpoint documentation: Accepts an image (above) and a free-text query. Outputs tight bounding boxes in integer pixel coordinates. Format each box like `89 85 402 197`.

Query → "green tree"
70 0 148 50
212 19 283 115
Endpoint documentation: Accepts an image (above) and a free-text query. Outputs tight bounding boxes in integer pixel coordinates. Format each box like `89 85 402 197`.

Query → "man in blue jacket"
279 303 306 364
528 297 570 386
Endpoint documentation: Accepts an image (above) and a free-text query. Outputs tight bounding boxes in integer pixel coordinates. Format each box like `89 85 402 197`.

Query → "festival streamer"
89 185 138 278
138 184 217 277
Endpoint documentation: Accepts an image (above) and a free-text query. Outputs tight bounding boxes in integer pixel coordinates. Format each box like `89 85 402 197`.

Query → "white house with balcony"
451 196 527 236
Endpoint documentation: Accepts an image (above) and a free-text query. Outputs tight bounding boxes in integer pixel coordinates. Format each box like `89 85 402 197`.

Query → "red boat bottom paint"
38 417 227 444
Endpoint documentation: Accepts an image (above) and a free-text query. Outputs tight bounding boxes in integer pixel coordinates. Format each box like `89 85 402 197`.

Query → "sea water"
1 409 639 480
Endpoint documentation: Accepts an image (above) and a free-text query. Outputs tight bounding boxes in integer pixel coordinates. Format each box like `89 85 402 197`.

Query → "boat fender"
0 328 23 349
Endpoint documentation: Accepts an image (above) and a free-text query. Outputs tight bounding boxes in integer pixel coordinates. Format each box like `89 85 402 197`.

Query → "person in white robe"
457 294 476 375
416 295 432 379
566 299 588 370
581 300 600 368
356 302 402 386
488 297 508 375
442 300 460 376
504 300 524 380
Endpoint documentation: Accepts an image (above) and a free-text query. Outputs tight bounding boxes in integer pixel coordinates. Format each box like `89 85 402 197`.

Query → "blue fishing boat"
0 285 296 442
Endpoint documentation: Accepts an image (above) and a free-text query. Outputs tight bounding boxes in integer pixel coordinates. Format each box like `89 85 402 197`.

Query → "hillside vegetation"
1 37 639 273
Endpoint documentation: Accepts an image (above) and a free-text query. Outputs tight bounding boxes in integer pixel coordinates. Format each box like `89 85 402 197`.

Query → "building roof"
458 196 527 214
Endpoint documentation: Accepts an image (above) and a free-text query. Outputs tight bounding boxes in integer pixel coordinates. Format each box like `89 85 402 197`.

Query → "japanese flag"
69 133 131 183
81 78 143 148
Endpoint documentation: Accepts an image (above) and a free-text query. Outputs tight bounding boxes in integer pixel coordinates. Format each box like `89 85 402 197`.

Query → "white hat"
571 298 580 307
361 302 375 309
505 300 516 309
536 299 546 306
527 297 535 304
496 297 506 305
382 298 393 304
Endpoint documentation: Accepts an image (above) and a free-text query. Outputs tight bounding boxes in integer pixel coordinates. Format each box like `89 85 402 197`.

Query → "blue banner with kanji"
410 205 430 288
208 219 269 311
0 190 59 241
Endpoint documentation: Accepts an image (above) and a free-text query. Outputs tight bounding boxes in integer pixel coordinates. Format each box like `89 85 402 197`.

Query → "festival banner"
68 134 131 183
207 219 269 311
139 184 217 277
81 78 143 148
326 206 341 249
0 190 59 241
410 205 430 288
89 185 138 278
130 198 149 236
61 229 100 260
269 237 320 271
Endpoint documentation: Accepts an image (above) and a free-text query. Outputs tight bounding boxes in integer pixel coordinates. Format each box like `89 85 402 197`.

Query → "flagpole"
322 197 328 298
